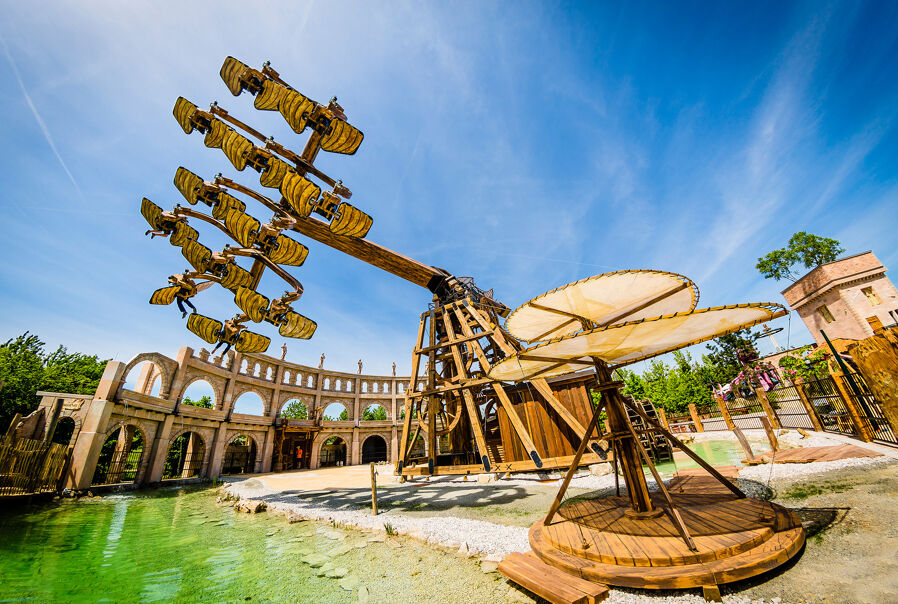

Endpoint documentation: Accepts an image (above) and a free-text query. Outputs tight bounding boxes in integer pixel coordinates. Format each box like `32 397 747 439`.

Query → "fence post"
754 387 781 429
688 404 704 433
714 395 735 431
657 408 670 431
831 371 874 442
793 378 824 432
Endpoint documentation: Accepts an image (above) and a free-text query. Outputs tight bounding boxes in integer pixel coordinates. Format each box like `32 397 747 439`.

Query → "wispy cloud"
0 33 84 201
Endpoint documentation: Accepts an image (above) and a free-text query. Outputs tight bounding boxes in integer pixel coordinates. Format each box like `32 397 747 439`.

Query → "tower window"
861 286 881 306
817 305 835 323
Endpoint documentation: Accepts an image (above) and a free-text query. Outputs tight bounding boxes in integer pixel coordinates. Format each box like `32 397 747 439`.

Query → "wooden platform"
747 444 882 465
499 552 609 604
529 475 805 589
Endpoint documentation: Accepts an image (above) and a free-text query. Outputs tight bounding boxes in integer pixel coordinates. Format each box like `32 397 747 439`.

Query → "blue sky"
1 1 896 378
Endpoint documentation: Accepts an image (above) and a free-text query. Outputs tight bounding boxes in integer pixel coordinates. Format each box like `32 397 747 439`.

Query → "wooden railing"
0 436 69 497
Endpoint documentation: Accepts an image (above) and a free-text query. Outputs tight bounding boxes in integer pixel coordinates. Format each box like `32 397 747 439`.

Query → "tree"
0 333 108 429
363 405 387 420
322 408 349 421
703 329 758 384
183 395 213 409
756 232 844 281
281 400 308 419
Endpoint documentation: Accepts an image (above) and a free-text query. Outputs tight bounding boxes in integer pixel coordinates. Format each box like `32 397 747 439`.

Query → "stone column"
167 346 194 402
793 378 824 431
351 427 361 465
390 427 398 464
261 426 276 472
207 422 230 478
714 395 735 430
107 424 135 483
146 415 175 482
687 404 704 433
754 387 781 429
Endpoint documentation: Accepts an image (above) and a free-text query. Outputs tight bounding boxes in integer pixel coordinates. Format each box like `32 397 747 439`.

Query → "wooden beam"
529 302 591 324
595 281 690 327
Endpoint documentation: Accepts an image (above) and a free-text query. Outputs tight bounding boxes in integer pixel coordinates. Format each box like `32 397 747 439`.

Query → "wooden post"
732 425 754 461
4 413 22 444
657 407 669 431
850 329 898 441
370 462 378 516
714 394 735 431
754 387 781 429
831 371 874 442
687 404 704 433
759 416 778 452
793 378 824 432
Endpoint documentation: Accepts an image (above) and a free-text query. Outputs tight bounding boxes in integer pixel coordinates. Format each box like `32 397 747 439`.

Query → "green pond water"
651 439 747 476
0 487 510 603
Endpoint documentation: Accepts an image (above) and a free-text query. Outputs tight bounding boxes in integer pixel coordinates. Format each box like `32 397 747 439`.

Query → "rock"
387 539 401 549
477 473 498 484
301 553 328 568
326 567 348 579
588 462 612 476
367 534 386 543
284 510 305 523
234 500 267 513
329 544 353 557
457 542 469 556
481 561 499 574
357 586 369 603
339 576 360 591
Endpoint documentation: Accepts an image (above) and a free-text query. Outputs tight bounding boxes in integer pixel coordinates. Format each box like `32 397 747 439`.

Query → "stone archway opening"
52 417 76 446
233 391 266 416
319 436 347 467
362 403 387 421
162 431 205 479
181 380 216 409
322 403 348 421
123 361 164 397
92 425 144 485
222 435 258 474
280 399 308 419
362 435 388 464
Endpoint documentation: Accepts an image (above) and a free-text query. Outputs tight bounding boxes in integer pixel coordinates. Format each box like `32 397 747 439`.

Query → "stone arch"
51 416 77 446
223 431 262 473
361 433 389 464
163 429 207 479
321 401 350 421
92 421 149 485
122 352 177 399
232 389 268 416
312 432 350 468
179 377 220 409
54 410 82 444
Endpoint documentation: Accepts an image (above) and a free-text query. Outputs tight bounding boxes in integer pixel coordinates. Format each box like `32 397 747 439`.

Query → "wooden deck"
528 474 805 589
747 444 882 464
499 552 608 604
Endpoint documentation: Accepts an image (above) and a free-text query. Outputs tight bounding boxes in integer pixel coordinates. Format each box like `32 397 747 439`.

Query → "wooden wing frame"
224 208 260 248
219 263 253 291
236 330 271 353
279 311 317 340
149 286 180 306
329 202 373 237
234 286 270 323
182 239 212 272
320 118 364 155
267 234 308 266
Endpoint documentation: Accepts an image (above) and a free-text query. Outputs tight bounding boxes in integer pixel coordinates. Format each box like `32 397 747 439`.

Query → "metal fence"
725 391 767 431
766 384 815 430
222 448 253 474
844 373 897 446
0 437 69 496
802 376 856 436
162 452 204 479
93 448 143 485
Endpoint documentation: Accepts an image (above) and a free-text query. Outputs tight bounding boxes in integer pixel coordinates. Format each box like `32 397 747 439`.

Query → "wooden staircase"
499 552 608 604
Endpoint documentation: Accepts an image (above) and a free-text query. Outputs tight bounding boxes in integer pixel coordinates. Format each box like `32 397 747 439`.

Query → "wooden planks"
499 552 609 604
748 444 882 464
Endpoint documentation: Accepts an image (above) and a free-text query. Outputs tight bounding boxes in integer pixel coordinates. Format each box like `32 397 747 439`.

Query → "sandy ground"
226 431 898 603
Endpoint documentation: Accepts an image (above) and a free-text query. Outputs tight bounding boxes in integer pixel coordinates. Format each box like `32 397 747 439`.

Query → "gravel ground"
226 432 897 604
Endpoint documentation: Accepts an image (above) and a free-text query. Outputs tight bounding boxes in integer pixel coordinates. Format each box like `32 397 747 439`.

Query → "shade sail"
489 303 786 382
505 270 698 343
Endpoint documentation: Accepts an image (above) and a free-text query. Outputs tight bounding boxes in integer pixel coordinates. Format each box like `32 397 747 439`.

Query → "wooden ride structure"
488 274 806 591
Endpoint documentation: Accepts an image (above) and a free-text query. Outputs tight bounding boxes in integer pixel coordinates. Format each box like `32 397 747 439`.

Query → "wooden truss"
396 296 606 476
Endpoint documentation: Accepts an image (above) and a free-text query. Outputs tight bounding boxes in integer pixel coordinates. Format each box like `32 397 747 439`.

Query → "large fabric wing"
329 202 372 238
219 263 253 291
278 88 315 134
224 209 259 248
181 239 212 272
211 192 246 221
235 330 270 353
267 234 308 266
221 128 253 171
141 198 164 230
279 171 320 217
168 221 198 248
254 78 286 111
174 167 203 205
279 311 317 340
234 286 270 323
149 286 179 306
219 56 251 96
259 156 290 189
173 97 198 134
320 119 364 155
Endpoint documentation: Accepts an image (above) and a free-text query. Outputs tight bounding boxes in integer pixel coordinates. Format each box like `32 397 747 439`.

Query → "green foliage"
383 522 397 536
281 399 308 419
0 332 108 430
704 329 758 383
322 407 349 421
778 346 830 382
182 395 213 409
363 404 387 420
756 232 844 282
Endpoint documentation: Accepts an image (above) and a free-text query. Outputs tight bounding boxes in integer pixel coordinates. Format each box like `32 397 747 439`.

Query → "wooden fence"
0 436 70 497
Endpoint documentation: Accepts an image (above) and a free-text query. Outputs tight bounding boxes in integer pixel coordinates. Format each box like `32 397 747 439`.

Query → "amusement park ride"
141 56 805 592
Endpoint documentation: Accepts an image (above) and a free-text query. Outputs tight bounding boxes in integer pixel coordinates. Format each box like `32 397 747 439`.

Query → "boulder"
325 567 348 579
338 576 360 591
588 462 612 476
481 561 499 574
476 473 498 484
301 553 328 568
284 509 305 523
234 500 267 513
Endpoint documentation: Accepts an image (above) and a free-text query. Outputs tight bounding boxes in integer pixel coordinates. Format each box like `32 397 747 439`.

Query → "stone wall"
35 346 413 489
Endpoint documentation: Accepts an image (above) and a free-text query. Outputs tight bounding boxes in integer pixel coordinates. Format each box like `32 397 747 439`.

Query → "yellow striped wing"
221 128 253 171
220 56 251 96
141 197 164 230
169 221 198 247
149 286 180 306
280 171 320 217
254 79 286 111
204 118 228 149
234 286 270 323
267 234 308 266
181 239 212 272
279 311 317 340
173 97 199 134
329 202 373 238
219 263 253 291
236 330 270 353
320 119 364 155
187 314 222 345
211 192 246 220
278 88 315 134
259 156 290 189
223 208 260 248
174 167 203 205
